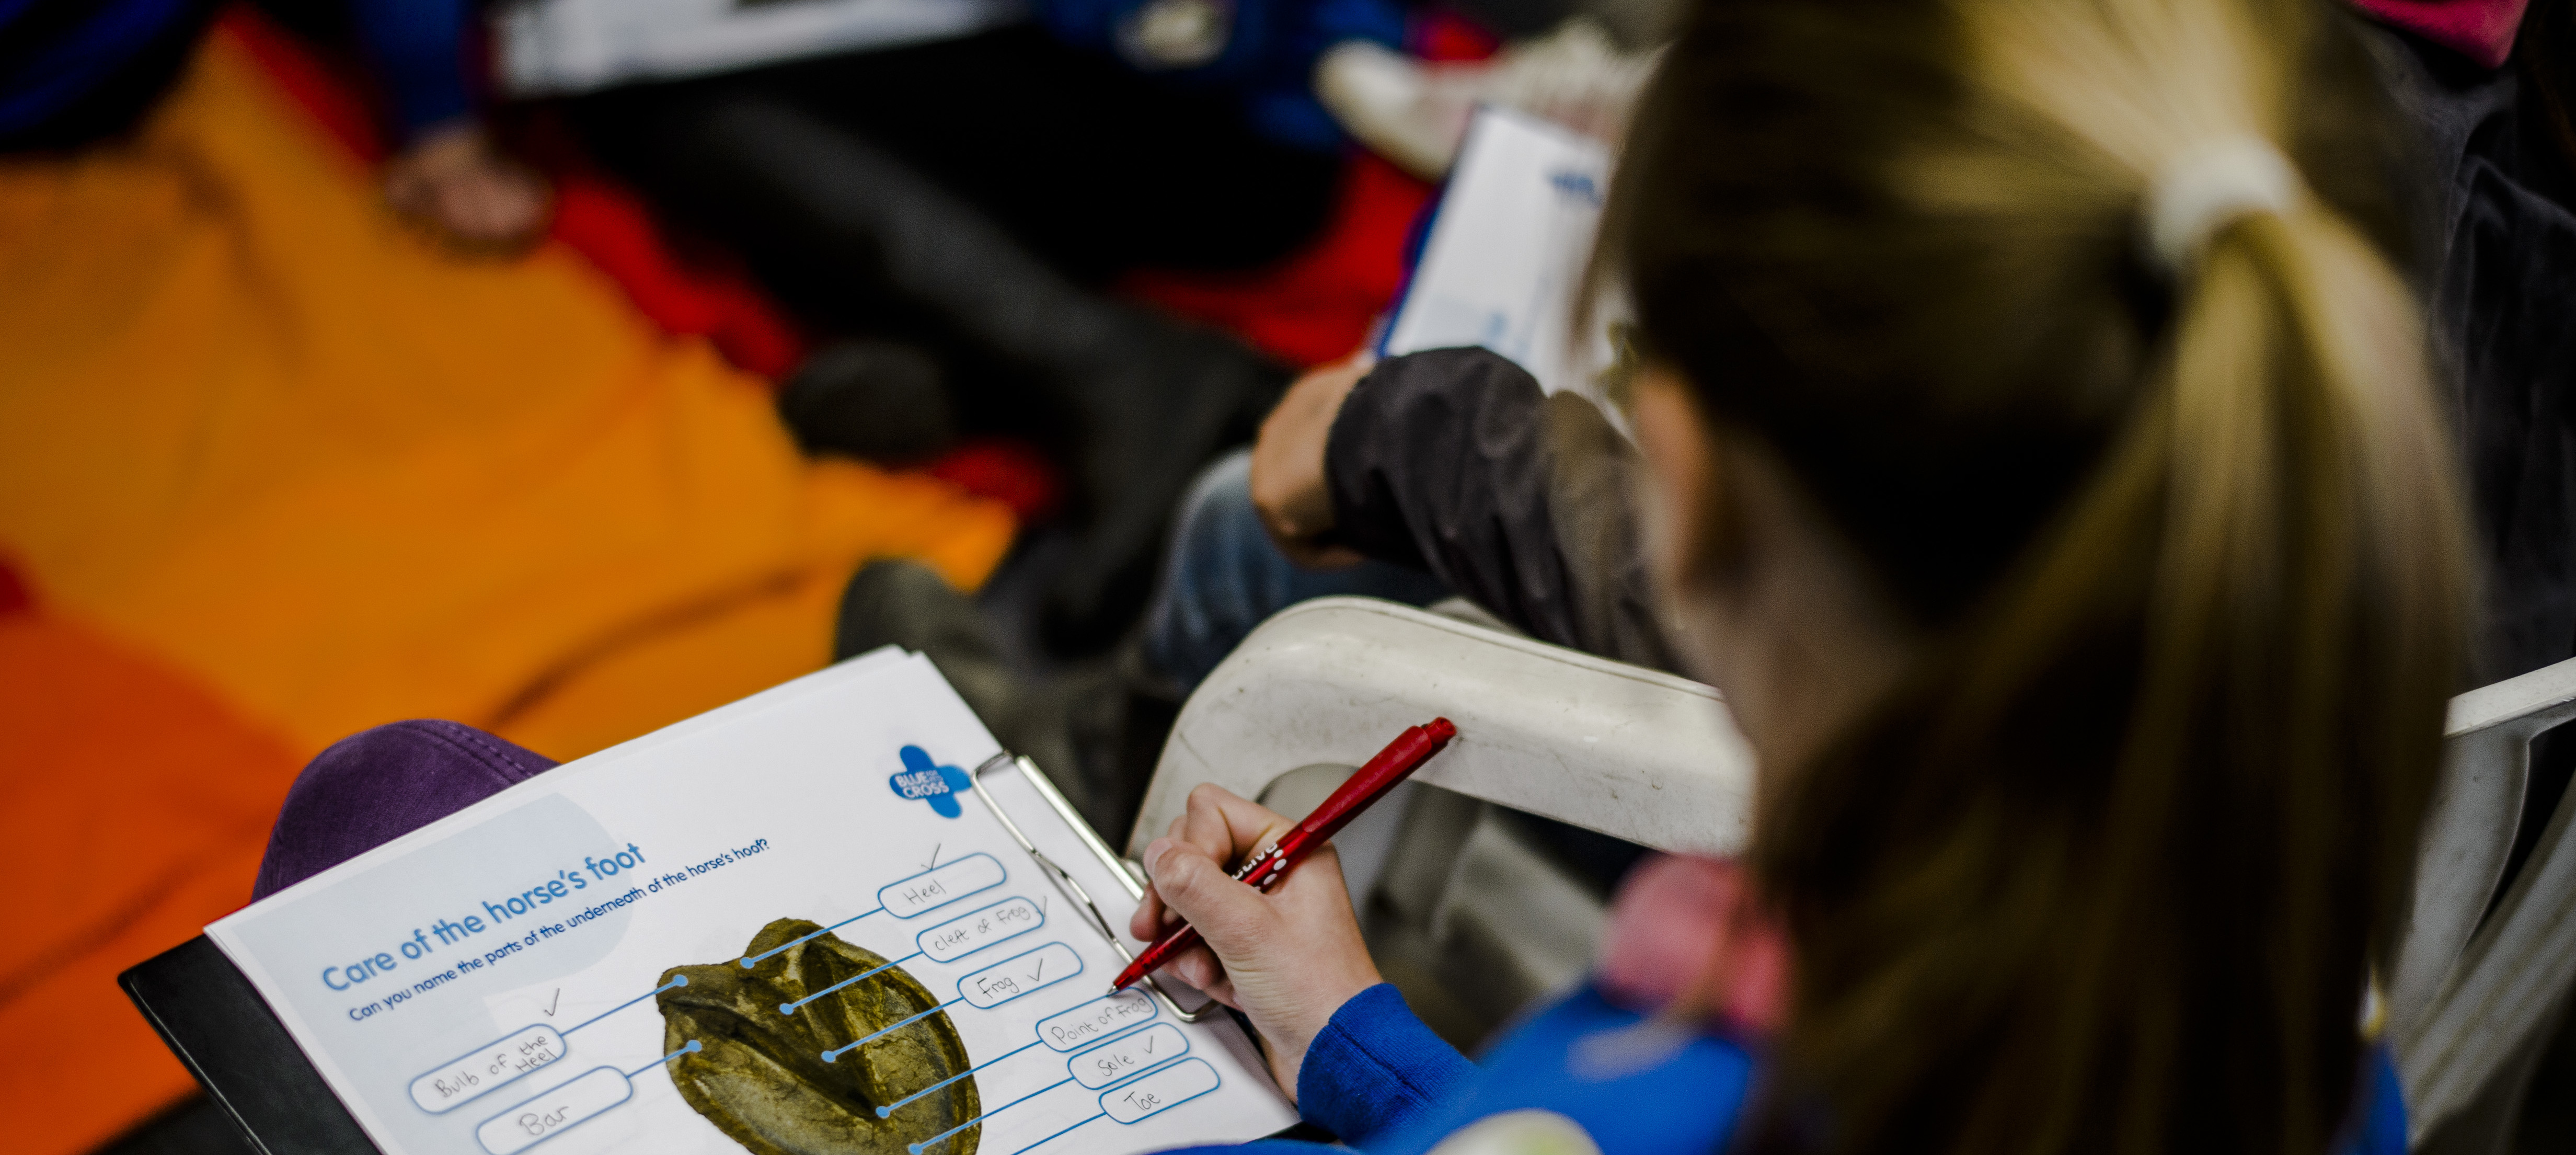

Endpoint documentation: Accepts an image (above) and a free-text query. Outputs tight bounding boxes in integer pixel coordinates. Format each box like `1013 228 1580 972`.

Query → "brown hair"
1600 1 2471 1153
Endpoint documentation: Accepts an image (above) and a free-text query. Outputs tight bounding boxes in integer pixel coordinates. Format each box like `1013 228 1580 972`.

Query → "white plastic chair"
1126 596 1753 1038
1128 596 1755 860
1133 595 2576 1146
2392 655 2576 1152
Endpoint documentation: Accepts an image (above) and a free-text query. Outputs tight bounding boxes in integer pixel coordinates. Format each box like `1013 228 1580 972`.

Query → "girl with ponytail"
1130 1 2467 1153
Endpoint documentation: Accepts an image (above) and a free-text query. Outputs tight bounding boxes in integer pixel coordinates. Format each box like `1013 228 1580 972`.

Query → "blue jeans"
1141 450 1451 693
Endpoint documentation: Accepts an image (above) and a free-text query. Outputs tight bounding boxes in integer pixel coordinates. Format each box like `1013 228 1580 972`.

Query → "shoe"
1315 20 1659 181
776 339 957 464
612 97 1283 653
834 559 1085 800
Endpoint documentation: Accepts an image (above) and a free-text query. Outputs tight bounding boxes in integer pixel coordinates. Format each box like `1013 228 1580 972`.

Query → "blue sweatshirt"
1189 983 2408 1155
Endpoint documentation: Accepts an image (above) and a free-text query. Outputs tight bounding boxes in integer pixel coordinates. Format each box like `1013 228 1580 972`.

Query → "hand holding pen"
1123 720 1456 1097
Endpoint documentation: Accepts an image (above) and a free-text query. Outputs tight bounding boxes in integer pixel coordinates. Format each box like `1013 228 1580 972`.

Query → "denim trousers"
1138 450 1450 694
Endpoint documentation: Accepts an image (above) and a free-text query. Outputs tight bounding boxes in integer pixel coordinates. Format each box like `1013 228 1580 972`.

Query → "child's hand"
1129 784 1383 1099
384 122 551 252
1249 352 1375 568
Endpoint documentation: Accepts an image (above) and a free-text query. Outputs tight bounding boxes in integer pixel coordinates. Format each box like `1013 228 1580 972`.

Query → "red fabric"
926 439 1064 522
2349 0 2528 67
1119 10 1495 368
0 556 29 617
221 7 385 163
1123 152 1434 368
1411 8 1504 62
543 174 811 379
0 616 307 1155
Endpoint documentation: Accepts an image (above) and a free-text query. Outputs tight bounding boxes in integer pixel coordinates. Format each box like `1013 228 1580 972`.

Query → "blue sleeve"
346 0 473 139
2348 1046 2407 1155
1296 983 1478 1145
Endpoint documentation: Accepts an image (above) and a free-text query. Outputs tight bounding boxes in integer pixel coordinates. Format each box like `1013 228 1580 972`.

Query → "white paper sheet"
1380 106 1628 431
208 654 1294 1155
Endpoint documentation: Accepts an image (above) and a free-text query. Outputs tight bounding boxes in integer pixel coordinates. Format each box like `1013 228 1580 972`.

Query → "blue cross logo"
888 745 972 818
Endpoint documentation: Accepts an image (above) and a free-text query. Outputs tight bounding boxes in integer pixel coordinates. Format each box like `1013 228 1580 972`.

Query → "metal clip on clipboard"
966 752 1218 1023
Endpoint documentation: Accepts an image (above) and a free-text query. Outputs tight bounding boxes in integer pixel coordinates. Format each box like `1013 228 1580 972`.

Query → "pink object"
1595 854 1792 1038
2348 0 2528 68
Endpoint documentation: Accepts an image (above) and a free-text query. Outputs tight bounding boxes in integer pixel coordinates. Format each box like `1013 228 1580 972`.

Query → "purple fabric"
252 720 558 900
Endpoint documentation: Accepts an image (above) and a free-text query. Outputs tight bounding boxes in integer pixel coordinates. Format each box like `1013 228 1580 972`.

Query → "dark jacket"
2361 15 2576 683
1322 347 1679 673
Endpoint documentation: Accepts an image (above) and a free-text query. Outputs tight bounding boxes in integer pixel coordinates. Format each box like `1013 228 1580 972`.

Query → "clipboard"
124 744 1232 1155
963 754 1214 1024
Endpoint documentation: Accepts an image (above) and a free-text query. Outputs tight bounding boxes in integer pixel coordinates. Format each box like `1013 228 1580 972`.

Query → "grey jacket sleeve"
1321 347 1679 673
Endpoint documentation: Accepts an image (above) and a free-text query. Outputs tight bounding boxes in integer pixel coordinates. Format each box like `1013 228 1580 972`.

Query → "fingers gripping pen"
1109 718 1458 992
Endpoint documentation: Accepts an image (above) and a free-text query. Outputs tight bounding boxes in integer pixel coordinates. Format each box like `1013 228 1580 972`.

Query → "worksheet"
208 653 1295 1155
1381 106 1627 429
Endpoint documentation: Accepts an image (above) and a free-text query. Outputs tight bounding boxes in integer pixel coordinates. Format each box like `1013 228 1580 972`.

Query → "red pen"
1110 717 1459 992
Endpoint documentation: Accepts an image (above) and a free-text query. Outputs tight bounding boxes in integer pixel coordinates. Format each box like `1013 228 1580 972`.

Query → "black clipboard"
122 935 385 1154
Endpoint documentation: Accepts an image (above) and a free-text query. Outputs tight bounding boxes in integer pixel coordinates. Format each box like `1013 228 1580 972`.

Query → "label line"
626 1039 701 1078
823 994 970 1062
906 1076 1075 1154
999 1111 1107 1155
780 951 925 1016
878 1038 1049 1117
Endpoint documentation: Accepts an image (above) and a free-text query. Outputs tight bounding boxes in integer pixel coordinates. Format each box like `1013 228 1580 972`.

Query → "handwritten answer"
880 854 1007 919
959 943 1082 1009
1101 1059 1220 1124
475 1067 630 1155
918 897 1045 964
409 1025 565 1113
1069 1024 1187 1089
1037 992 1158 1051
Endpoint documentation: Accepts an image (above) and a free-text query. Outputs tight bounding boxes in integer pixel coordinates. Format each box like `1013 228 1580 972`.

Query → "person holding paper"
1122 1 2453 1154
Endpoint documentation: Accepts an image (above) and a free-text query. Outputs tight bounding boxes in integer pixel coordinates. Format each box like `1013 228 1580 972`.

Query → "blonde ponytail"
1604 0 2469 1153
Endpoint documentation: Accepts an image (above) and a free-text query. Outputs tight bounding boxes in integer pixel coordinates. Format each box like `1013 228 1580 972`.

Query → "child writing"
1128 1 2464 1154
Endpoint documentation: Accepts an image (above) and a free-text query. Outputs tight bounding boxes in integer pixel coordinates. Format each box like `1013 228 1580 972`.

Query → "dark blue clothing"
1 0 469 142
346 0 470 135
0 0 192 135
0 0 216 148
1188 982 2407 1155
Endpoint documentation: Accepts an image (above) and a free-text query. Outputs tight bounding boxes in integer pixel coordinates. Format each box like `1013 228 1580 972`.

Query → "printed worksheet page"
208 653 1295 1155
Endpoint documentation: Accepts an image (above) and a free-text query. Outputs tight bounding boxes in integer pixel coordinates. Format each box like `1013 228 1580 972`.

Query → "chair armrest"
1131 597 1755 858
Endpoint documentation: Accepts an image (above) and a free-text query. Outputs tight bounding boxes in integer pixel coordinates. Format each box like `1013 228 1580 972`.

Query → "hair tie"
2143 135 2303 276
